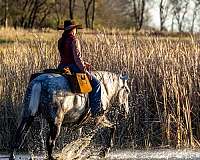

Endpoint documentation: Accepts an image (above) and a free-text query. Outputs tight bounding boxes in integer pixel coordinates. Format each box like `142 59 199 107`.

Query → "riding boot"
91 108 113 128
95 115 113 128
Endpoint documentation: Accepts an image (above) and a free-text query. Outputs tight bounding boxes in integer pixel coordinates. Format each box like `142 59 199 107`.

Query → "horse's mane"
92 71 122 110
93 71 119 82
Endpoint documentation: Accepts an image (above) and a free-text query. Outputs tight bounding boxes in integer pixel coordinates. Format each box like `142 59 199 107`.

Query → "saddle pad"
29 69 92 94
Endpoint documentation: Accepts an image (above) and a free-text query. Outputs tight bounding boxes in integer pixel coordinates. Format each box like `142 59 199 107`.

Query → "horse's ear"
120 74 128 81
120 68 129 81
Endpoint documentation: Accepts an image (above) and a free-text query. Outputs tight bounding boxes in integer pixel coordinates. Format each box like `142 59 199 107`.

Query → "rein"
88 65 104 82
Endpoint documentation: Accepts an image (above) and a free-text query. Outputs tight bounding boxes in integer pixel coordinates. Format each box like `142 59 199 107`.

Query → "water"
2 134 200 160
107 149 200 160
1 149 200 160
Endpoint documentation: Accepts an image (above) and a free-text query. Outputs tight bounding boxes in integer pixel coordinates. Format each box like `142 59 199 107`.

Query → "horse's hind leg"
39 117 46 154
46 122 61 160
9 116 35 160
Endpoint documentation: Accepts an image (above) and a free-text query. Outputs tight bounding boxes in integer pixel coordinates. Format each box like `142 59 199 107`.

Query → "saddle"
29 67 92 94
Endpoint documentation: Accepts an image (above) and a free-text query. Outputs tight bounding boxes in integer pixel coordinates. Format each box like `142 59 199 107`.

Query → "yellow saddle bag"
62 67 92 93
76 73 92 93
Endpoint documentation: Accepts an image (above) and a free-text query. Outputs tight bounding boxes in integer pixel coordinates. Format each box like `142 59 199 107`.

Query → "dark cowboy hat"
57 20 83 30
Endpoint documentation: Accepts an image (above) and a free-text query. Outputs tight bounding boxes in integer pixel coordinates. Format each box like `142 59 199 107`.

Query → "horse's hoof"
98 147 109 158
9 154 15 160
48 156 57 160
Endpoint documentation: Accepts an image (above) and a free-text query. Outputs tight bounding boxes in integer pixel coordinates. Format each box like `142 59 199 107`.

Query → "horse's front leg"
46 122 61 160
97 115 115 157
99 125 115 157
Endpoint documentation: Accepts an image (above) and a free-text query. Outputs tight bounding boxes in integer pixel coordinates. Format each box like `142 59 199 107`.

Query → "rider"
57 20 104 121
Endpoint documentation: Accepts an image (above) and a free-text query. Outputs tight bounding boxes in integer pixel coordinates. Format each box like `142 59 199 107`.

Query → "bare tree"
25 0 54 28
91 0 95 29
54 0 68 25
159 0 170 31
94 0 128 28
69 0 76 19
1 0 9 27
171 12 175 32
122 0 147 31
19 0 32 27
27 0 44 28
170 0 189 32
5 0 8 27
132 0 146 31
190 0 200 33
83 0 95 28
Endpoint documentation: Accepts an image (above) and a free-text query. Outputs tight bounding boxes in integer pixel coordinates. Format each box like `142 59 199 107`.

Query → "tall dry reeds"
0 28 200 151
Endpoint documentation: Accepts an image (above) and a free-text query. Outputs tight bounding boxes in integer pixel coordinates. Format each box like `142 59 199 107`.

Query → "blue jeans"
58 64 102 116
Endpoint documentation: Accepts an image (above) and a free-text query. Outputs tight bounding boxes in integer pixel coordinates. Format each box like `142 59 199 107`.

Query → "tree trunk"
27 0 37 28
190 2 200 33
175 0 189 32
171 14 175 32
54 0 61 26
20 0 29 27
69 0 76 19
30 6 38 28
138 0 145 31
39 9 50 27
159 0 169 31
91 0 95 29
159 0 163 31
4 0 8 28
83 0 93 28
132 0 145 31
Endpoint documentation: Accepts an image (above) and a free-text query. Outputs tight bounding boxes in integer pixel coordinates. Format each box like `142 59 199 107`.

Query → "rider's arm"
72 38 92 80
72 38 86 72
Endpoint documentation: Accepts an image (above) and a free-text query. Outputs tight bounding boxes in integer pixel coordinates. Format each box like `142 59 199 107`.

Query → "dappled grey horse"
9 71 130 160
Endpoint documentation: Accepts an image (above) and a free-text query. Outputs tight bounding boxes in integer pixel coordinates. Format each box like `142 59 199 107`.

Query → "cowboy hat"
57 20 83 30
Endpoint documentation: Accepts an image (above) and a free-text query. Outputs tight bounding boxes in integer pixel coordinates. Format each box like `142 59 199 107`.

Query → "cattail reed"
0 28 200 151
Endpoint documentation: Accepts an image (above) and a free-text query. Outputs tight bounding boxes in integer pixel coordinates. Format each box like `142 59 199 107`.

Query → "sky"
149 4 160 29
148 0 199 32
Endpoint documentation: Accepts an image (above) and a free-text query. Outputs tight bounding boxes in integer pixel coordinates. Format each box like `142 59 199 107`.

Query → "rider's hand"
84 62 92 70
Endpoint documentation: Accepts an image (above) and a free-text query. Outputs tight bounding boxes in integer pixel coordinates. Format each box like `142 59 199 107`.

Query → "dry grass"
0 28 200 151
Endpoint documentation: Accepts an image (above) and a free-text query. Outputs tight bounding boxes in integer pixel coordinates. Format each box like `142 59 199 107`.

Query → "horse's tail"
27 81 42 116
10 81 42 153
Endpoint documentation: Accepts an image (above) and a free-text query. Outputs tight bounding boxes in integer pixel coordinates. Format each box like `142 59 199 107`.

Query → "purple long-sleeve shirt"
58 33 85 72
71 38 85 71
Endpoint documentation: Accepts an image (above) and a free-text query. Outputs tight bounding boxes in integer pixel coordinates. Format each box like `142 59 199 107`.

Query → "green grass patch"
0 38 14 44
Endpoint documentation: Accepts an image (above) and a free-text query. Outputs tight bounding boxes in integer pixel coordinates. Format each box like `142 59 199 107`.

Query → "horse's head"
95 71 130 117
117 72 130 117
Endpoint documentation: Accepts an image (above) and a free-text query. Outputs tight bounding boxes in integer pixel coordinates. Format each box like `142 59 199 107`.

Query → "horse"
9 71 130 160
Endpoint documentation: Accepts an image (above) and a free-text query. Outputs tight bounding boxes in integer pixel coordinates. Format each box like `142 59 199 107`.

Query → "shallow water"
1 149 200 160
107 149 200 160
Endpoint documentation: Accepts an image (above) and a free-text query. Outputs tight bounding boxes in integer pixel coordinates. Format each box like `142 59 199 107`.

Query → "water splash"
56 134 95 160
